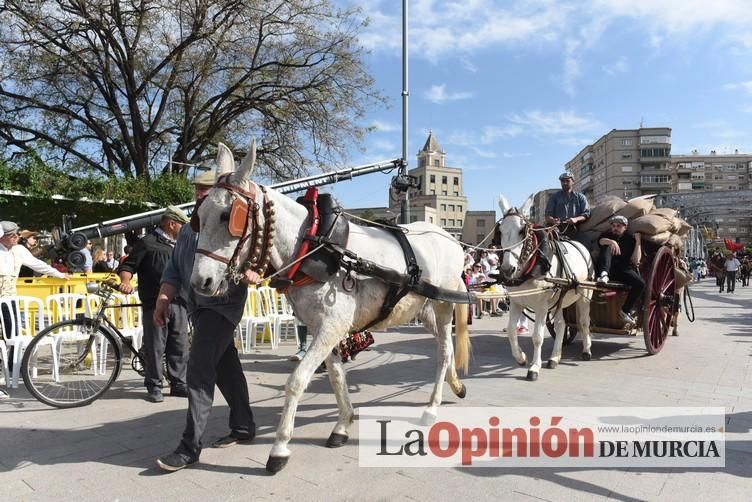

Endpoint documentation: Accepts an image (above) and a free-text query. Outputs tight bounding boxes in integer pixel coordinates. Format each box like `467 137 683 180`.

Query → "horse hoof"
421 410 438 426
672 330 679 337
326 433 349 448
547 360 558 369
265 455 289 474
526 370 538 381
455 384 467 399
582 352 591 361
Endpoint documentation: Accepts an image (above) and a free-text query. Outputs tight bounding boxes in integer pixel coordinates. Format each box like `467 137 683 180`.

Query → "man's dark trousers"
141 303 189 390
176 308 254 459
597 245 645 313
726 271 737 293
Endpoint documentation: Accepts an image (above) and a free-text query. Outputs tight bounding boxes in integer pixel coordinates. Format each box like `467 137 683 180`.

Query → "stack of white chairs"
242 288 276 351
46 293 101 375
263 287 297 346
0 296 51 388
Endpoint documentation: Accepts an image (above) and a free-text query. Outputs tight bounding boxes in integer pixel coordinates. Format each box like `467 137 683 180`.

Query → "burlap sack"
629 214 672 235
673 217 692 236
579 196 625 232
667 233 685 251
643 231 671 245
615 198 654 221
651 207 678 220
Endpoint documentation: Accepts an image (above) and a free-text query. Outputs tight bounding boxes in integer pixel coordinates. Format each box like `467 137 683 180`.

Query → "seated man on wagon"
595 215 644 325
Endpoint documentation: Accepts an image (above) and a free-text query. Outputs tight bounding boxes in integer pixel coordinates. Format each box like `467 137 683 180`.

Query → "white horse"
496 195 593 381
190 141 471 473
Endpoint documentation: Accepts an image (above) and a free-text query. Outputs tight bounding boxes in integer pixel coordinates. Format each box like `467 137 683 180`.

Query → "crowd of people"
705 249 750 293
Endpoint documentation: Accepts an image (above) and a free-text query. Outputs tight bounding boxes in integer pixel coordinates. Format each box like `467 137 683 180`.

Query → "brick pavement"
0 279 750 501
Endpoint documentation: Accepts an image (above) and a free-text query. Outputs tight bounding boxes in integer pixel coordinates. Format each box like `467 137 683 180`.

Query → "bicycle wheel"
21 318 122 408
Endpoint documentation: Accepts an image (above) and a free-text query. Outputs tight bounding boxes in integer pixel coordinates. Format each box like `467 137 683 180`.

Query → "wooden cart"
553 242 678 355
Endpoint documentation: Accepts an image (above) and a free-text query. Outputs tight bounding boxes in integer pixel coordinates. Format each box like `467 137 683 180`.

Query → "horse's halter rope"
195 174 276 284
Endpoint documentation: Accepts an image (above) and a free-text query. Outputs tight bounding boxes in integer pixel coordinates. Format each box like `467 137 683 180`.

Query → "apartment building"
564 127 672 201
564 127 751 243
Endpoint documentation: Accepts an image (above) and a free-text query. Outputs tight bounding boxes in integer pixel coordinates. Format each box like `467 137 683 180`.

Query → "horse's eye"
219 211 230 223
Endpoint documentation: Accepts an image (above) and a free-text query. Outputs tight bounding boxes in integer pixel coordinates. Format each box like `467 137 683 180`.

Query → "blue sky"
323 0 752 215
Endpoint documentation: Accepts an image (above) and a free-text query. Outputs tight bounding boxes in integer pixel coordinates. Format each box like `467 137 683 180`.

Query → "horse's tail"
454 299 471 375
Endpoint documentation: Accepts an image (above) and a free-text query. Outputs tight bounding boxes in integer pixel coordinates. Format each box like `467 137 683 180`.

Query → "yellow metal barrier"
15 273 126 301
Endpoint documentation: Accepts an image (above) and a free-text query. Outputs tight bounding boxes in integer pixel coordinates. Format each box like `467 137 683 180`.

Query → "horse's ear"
216 143 235 177
498 195 511 215
519 193 534 217
237 138 256 181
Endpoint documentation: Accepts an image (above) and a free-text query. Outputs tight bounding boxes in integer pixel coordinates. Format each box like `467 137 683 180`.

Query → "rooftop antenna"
639 117 644 128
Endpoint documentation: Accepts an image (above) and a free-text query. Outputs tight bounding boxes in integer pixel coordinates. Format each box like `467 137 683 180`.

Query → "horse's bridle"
194 173 276 284
497 209 540 285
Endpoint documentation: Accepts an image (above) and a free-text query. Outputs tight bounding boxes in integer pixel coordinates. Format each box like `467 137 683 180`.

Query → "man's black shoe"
147 388 164 403
212 432 256 448
156 452 197 472
170 386 188 398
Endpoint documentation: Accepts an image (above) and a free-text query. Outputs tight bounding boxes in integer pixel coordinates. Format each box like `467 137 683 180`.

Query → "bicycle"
20 280 145 408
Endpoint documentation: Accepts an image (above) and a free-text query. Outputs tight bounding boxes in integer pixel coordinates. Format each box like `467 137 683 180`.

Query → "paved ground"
1 279 751 501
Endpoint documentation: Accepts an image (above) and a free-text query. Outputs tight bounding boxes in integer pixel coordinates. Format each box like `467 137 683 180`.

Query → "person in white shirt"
724 253 741 293
1 221 68 398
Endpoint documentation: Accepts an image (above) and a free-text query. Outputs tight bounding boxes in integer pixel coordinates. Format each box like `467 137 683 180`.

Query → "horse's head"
496 194 535 282
191 139 261 296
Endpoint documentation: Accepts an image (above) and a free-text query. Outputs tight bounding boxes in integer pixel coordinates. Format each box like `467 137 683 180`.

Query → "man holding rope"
544 172 591 236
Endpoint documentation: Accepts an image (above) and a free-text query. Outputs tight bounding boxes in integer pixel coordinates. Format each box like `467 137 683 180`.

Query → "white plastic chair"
0 339 9 388
244 288 276 351
263 287 297 346
46 293 99 375
0 296 52 388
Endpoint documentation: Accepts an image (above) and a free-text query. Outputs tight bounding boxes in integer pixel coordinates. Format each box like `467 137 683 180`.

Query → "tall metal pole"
400 0 410 225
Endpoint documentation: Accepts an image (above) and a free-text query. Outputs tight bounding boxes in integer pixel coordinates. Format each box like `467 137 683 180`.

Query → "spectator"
71 240 93 273
105 250 119 270
92 248 112 272
118 206 191 403
119 245 133 265
17 230 40 277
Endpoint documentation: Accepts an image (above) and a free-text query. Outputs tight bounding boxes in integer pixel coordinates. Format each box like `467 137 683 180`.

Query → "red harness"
523 229 539 276
278 186 320 291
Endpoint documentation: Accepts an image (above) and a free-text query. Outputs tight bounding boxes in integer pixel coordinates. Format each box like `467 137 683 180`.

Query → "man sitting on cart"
595 215 644 326
544 172 591 237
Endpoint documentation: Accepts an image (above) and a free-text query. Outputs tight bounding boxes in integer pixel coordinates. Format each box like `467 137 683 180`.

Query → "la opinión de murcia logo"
359 407 725 468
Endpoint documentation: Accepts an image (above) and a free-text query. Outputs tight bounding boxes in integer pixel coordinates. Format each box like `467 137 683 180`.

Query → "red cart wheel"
643 246 676 354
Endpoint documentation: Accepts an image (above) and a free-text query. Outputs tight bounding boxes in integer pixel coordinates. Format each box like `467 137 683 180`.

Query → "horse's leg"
324 350 354 447
547 308 567 369
576 295 592 360
527 300 546 381
267 328 340 473
421 302 454 425
506 302 527 366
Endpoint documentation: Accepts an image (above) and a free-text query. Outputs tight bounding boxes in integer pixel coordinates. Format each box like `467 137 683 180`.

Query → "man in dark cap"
595 215 644 325
117 205 191 403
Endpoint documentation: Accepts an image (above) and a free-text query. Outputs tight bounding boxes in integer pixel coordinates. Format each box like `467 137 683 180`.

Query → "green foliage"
0 158 193 229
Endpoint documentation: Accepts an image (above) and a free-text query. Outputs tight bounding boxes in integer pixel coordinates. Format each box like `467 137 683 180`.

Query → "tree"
0 0 383 180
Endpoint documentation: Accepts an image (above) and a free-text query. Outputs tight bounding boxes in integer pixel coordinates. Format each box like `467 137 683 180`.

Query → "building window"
430 175 436 183
449 219 455 227
621 139 633 146
621 153 632 160
458 219 463 227
440 204 446 211
621 166 633 172
429 217 433 223
624 191 633 198
640 135 671 144
454 191 459 196
441 219 446 226
449 204 455 211
640 175 671 184
453 177 459 185
477 220 485 227
442 176 447 184
458 205 463 212
434 160 440 167
430 189 435 195
442 190 447 195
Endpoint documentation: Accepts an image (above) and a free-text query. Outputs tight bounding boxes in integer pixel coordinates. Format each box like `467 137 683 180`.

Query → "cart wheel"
643 246 676 354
